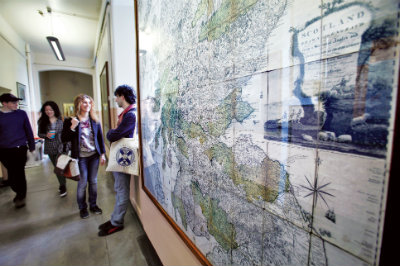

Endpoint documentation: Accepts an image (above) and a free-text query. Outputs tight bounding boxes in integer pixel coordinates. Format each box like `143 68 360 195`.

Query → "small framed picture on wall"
63 103 75 117
16 82 27 106
19 104 28 112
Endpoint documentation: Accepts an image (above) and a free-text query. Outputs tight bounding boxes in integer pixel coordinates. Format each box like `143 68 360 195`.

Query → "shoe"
59 186 67 197
80 209 89 219
14 198 26 208
90 206 102 214
0 180 10 188
98 220 112 230
98 224 124 237
13 195 22 203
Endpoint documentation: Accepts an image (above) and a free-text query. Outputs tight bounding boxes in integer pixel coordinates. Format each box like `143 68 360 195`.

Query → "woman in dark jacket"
62 94 106 219
38 101 67 197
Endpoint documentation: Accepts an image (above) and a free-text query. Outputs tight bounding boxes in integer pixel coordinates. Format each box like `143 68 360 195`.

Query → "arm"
96 122 106 155
56 119 64 134
38 123 55 139
61 118 76 143
95 122 106 165
38 130 47 139
55 119 64 140
37 121 47 139
106 112 136 142
56 119 64 150
23 113 35 152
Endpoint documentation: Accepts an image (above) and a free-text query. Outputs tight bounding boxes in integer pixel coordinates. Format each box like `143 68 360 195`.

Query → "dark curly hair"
114 85 136 104
38 101 61 134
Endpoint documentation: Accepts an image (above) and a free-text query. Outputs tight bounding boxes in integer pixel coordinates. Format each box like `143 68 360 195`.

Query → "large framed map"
137 0 399 265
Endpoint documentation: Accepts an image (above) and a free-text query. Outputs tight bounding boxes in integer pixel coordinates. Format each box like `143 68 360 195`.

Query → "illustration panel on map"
263 1 399 158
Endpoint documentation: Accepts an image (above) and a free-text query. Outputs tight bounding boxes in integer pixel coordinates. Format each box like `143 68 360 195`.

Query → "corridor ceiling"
0 0 103 59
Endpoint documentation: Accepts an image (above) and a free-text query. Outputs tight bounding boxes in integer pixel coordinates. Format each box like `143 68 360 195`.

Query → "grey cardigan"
38 119 64 155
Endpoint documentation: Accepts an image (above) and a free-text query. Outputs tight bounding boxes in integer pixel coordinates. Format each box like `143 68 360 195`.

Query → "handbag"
106 137 139 175
54 154 80 181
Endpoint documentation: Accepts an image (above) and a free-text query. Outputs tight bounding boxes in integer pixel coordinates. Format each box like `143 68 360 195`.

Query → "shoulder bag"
54 144 80 181
106 137 139 175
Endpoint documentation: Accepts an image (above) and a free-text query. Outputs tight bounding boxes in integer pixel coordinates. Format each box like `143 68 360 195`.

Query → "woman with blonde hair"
62 94 106 219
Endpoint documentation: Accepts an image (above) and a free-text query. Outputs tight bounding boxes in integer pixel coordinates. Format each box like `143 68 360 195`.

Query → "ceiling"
0 0 103 60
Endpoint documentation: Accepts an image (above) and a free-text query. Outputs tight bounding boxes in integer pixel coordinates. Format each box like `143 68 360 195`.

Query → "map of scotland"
138 0 399 265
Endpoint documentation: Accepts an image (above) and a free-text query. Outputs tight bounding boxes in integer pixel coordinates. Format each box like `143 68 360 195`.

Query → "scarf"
117 104 135 126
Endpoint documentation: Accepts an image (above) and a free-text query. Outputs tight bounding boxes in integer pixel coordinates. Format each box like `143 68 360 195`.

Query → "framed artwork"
18 104 28 112
16 82 27 105
100 61 111 147
137 0 399 266
63 103 74 117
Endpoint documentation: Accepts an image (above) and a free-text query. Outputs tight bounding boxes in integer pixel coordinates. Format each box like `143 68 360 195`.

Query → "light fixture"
45 6 65 61
46 36 65 61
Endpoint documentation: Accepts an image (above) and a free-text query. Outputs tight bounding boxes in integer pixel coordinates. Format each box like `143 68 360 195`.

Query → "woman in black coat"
62 94 106 219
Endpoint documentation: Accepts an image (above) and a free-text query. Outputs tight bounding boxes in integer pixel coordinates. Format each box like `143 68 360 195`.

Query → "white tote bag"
54 154 80 181
106 138 139 175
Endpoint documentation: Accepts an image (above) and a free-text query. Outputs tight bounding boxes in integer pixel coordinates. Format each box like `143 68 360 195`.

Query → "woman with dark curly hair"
38 101 67 197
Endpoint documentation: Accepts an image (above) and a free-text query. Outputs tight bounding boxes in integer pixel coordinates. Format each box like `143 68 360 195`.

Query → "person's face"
44 105 55 118
2 101 19 111
115 95 124 108
80 98 91 113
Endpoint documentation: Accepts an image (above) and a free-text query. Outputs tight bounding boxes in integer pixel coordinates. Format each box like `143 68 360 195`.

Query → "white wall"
93 0 137 127
0 14 36 132
109 0 136 91
39 71 93 116
94 0 137 111
31 53 96 113
0 14 29 100
94 4 112 111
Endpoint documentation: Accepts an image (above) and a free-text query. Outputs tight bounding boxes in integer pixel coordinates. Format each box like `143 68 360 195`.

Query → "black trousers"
0 146 28 199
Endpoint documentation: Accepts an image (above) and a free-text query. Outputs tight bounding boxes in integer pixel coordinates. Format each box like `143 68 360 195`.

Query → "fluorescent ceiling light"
46 36 65 61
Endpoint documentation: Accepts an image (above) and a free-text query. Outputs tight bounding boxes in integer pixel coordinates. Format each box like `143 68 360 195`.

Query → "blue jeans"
77 154 100 210
111 171 131 227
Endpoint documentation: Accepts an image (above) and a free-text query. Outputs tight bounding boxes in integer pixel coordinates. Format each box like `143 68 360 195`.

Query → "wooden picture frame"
134 1 210 265
16 82 27 105
100 61 111 147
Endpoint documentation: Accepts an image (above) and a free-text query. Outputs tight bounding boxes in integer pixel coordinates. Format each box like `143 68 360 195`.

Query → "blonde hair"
73 94 98 122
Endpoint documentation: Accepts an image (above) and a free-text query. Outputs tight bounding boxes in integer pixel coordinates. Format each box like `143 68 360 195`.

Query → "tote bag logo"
106 138 139 175
116 147 135 167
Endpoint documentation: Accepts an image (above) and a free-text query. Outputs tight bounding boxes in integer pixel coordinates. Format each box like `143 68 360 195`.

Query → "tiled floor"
0 158 162 266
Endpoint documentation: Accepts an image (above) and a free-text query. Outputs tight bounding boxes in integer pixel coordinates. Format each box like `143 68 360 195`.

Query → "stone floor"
0 158 162 266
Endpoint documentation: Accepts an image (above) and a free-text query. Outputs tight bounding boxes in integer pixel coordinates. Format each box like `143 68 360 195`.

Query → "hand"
46 132 55 139
100 154 106 165
70 117 79 130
